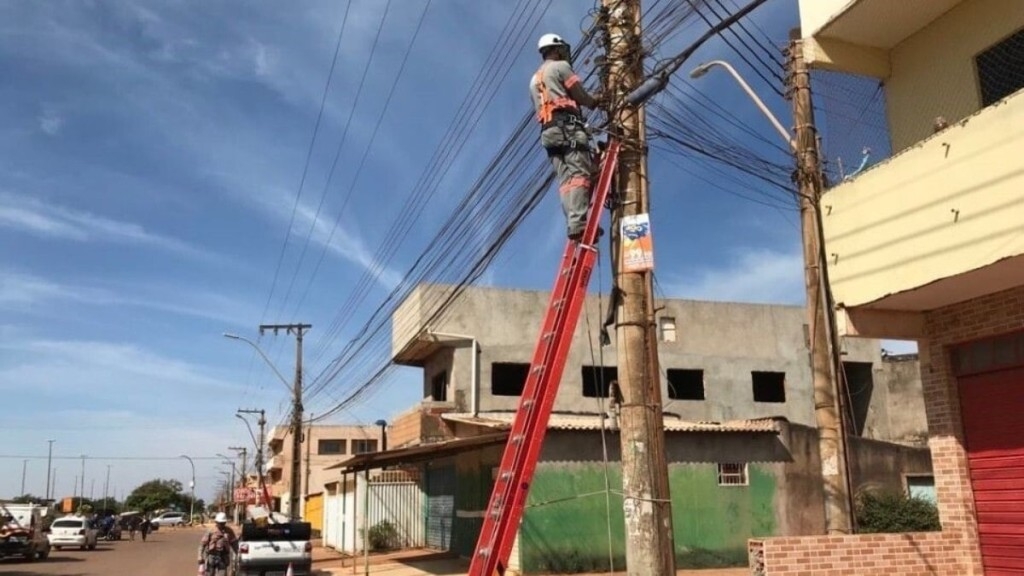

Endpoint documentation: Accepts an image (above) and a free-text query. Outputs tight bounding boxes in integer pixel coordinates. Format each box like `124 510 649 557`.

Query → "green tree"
124 479 189 513
12 494 46 505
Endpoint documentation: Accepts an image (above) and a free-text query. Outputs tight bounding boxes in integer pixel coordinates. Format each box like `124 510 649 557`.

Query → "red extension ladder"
467 140 621 575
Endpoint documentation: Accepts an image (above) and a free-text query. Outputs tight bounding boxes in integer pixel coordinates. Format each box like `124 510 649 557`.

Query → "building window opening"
492 362 529 396
582 365 618 398
667 369 705 400
717 463 748 486
318 439 346 455
976 27 1024 107
842 361 874 436
352 439 378 454
659 316 677 343
751 371 786 403
431 371 448 402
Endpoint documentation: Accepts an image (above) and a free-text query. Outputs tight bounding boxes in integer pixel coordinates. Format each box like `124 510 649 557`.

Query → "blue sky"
0 0 909 501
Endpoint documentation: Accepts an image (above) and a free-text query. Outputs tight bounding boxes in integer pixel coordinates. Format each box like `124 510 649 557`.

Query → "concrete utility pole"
238 408 267 505
21 460 27 496
230 446 248 522
103 465 111 509
259 323 311 521
787 33 853 534
79 455 86 510
45 440 55 501
603 0 676 573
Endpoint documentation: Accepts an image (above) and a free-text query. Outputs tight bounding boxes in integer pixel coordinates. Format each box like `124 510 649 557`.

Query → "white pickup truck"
235 520 312 576
0 503 51 561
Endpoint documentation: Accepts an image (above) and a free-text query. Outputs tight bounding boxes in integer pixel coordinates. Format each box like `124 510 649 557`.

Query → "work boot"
568 226 604 242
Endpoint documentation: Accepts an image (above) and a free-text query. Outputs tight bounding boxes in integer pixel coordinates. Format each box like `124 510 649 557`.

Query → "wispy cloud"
659 246 805 305
37 107 63 135
0 192 216 262
0 338 240 394
0 271 258 326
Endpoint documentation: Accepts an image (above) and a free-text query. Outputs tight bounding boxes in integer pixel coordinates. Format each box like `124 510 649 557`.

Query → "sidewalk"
312 545 750 576
313 547 465 576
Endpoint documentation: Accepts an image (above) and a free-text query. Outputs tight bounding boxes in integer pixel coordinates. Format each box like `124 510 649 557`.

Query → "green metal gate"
424 464 455 550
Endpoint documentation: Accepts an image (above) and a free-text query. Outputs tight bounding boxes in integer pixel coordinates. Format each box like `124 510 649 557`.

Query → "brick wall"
387 404 457 448
749 532 961 575
750 284 1024 575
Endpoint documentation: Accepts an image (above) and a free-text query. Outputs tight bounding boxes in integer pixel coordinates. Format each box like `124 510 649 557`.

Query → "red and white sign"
233 487 263 504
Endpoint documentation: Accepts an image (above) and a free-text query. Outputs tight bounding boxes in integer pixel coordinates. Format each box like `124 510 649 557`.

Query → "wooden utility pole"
786 34 853 534
603 0 676 573
260 323 312 521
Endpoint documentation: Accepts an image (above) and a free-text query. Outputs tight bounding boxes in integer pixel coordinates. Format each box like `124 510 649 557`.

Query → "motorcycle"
98 522 122 541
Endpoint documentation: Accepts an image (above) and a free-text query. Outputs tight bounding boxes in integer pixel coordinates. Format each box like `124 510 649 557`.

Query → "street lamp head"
689 62 713 79
223 332 242 340
375 419 387 427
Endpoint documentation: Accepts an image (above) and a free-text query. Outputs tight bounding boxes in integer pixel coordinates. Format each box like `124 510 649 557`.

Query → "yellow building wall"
798 0 852 38
823 89 1024 309
886 0 1024 151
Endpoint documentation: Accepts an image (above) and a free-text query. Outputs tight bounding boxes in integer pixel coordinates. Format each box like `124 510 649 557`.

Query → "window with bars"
717 463 748 486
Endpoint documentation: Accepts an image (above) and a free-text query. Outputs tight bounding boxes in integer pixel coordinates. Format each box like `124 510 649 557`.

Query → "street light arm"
179 455 196 525
690 60 796 151
223 333 292 392
236 414 260 449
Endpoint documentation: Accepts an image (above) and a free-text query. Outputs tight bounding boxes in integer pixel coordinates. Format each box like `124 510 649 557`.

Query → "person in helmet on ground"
198 512 237 575
530 33 604 241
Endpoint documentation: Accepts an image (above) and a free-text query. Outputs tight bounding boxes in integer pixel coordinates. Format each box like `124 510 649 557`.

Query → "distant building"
266 423 384 522
321 284 931 571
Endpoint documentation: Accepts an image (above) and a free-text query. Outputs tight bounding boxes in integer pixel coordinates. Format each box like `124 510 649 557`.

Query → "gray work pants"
541 124 595 237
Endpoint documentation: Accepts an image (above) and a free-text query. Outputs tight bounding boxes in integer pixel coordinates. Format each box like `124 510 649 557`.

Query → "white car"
47 516 98 551
151 511 187 527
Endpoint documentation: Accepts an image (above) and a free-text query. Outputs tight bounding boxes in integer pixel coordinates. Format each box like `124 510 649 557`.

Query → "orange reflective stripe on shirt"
534 63 579 124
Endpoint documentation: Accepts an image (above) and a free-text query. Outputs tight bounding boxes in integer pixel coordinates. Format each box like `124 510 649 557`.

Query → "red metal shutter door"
959 366 1024 574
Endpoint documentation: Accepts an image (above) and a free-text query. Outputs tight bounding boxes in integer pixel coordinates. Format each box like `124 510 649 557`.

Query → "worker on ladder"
530 33 605 242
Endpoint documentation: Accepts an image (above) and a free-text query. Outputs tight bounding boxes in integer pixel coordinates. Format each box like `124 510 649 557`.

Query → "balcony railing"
823 89 1024 313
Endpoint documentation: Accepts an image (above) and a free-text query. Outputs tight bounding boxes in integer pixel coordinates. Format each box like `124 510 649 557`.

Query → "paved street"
0 526 204 576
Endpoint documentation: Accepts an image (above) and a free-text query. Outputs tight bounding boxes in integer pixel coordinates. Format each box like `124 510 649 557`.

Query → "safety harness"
533 62 582 131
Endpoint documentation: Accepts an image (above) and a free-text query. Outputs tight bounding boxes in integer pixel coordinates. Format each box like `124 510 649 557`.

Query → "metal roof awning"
325 432 509 473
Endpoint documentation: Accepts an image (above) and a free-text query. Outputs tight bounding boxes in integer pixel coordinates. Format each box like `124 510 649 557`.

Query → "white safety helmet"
214 512 228 524
537 33 570 54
